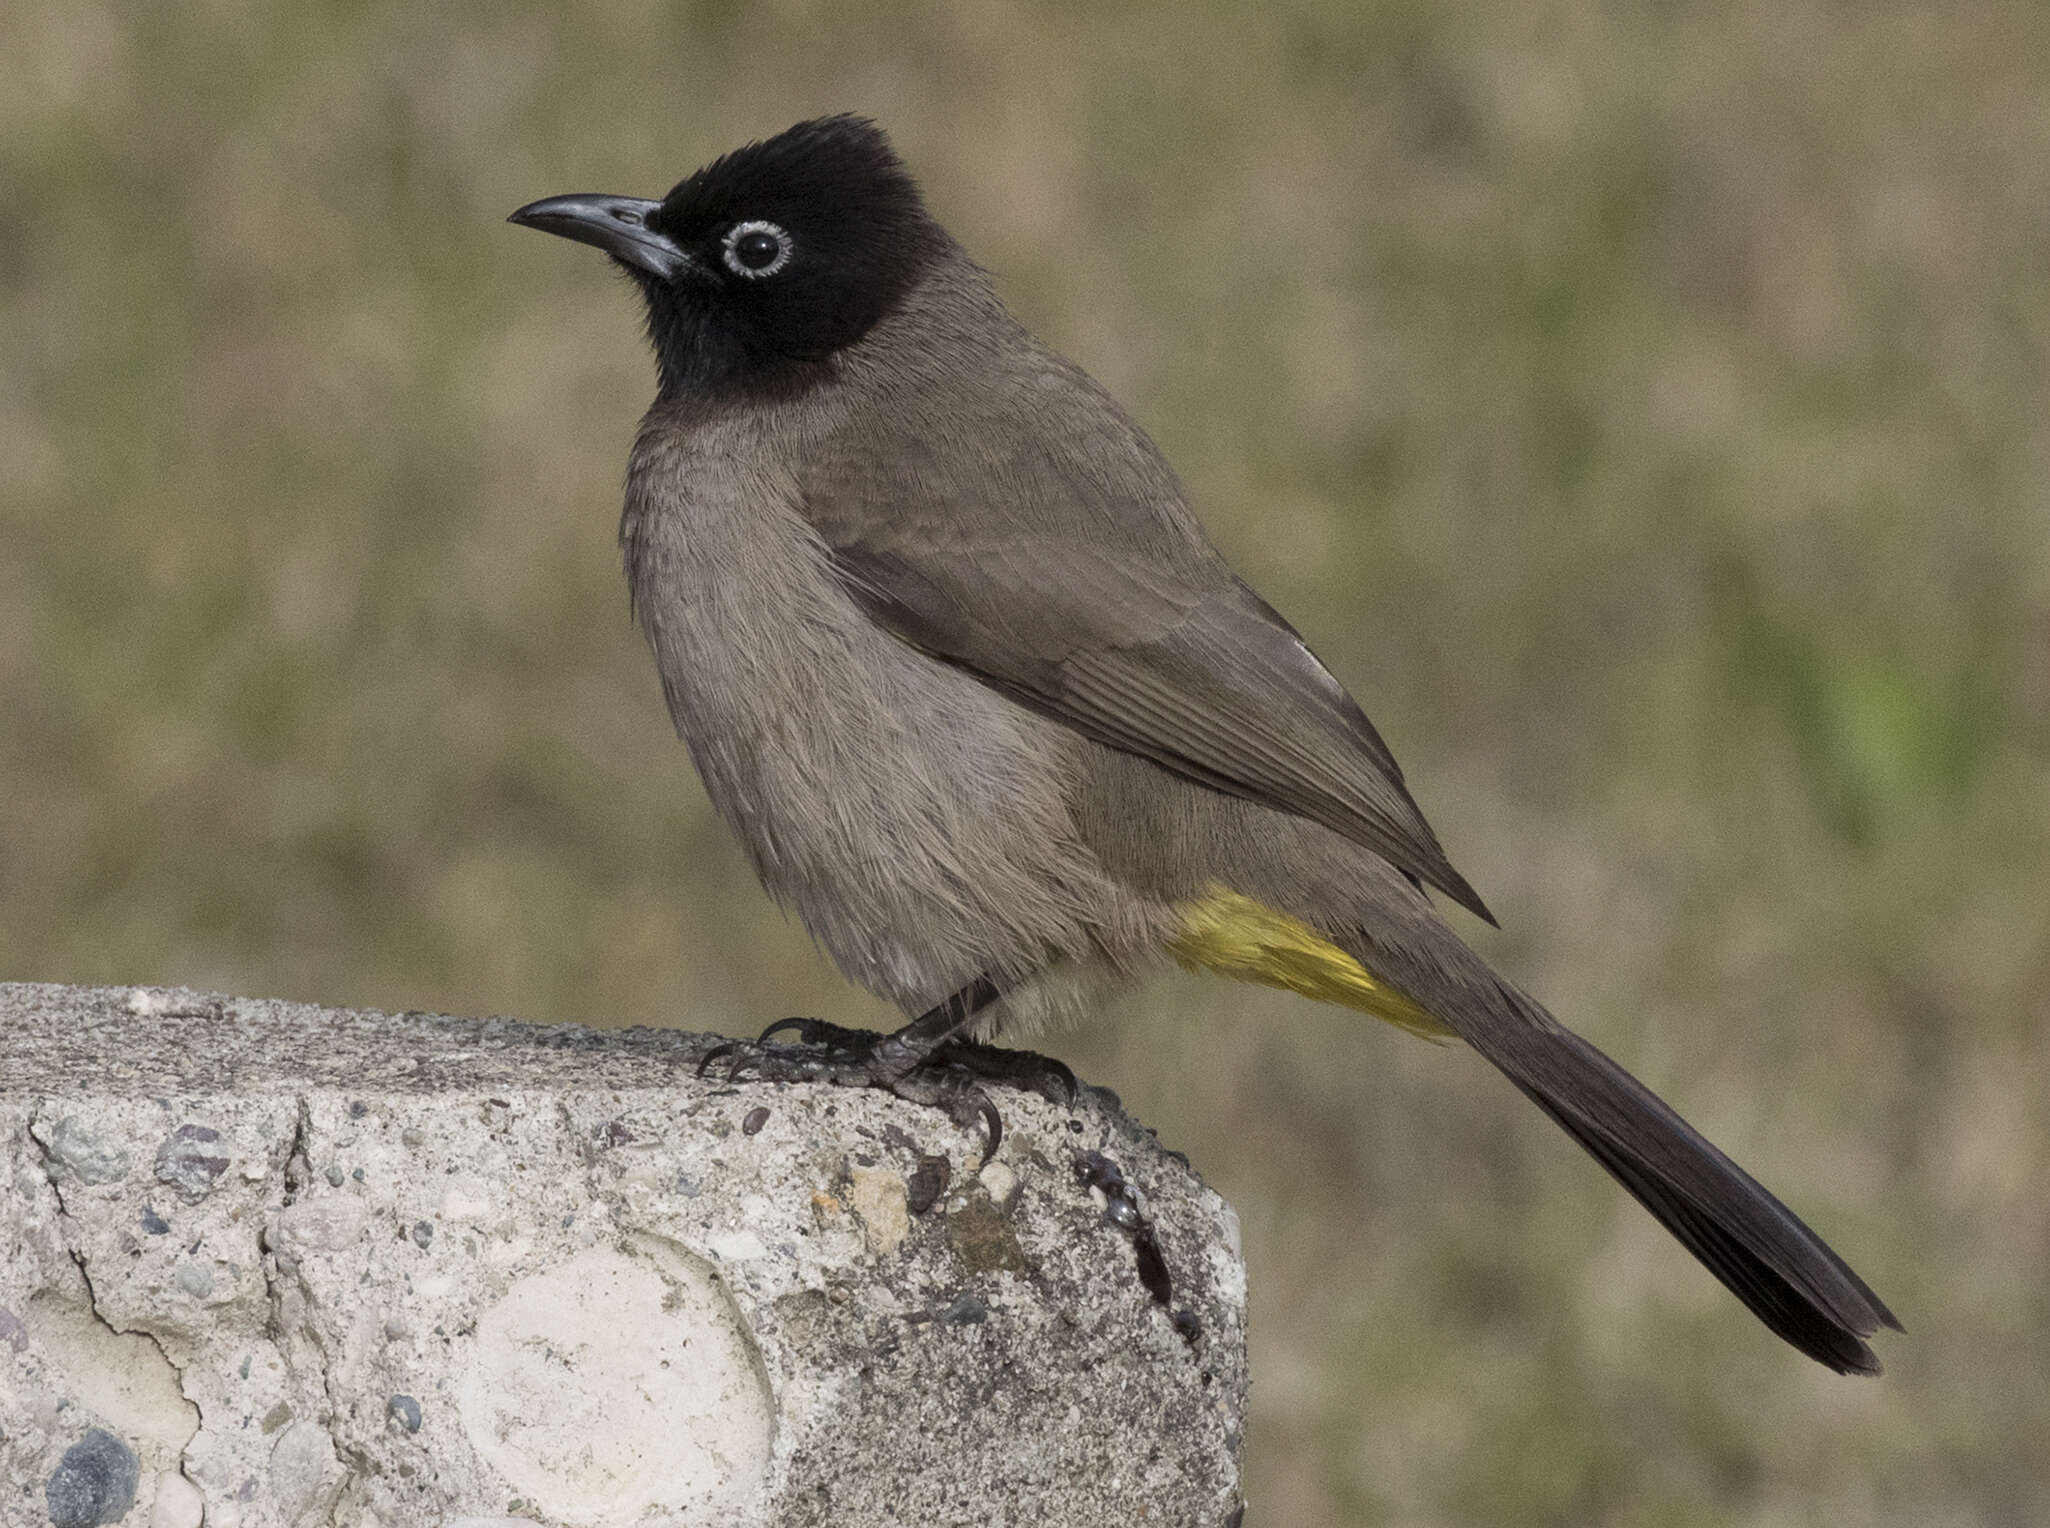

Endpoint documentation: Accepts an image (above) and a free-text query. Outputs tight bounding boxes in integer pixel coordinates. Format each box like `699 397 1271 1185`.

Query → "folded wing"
801 373 1493 923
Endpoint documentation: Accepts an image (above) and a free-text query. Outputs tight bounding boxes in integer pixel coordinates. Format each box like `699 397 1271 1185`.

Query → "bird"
508 114 1897 1373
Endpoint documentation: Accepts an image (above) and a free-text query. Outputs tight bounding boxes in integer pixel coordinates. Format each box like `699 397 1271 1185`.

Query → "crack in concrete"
20 1114 207 1524
42 1138 205 1449
283 1093 316 1206
270 1095 364 1523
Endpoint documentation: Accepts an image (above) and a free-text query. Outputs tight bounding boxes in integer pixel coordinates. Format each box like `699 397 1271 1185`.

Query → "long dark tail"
1457 986 1899 1374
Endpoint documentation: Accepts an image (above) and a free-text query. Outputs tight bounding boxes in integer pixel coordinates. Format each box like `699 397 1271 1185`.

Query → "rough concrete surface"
0 983 1246 1526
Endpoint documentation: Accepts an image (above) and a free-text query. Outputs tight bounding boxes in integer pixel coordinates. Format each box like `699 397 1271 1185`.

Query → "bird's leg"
698 977 1073 1152
759 975 1002 1072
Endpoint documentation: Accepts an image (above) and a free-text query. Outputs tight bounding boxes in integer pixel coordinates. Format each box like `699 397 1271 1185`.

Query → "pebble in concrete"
173 1263 213 1299
40 1117 129 1185
267 1419 340 1522
152 1124 230 1203
45 1429 139 1528
148 1472 205 1528
456 1246 772 1522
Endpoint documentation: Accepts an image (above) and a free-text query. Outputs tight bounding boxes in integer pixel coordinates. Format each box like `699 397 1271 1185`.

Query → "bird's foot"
754 1018 1077 1109
696 1018 1076 1156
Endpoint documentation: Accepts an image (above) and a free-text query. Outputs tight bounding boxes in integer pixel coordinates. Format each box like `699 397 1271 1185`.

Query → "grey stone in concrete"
45 1427 140 1527
0 982 1248 1526
153 1124 231 1204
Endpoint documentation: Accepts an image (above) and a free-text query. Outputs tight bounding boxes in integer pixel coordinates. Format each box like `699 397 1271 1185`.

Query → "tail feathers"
1465 997 1899 1374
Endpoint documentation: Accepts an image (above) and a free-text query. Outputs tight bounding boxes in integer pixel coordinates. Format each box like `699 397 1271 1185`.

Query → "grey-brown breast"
620 389 1171 1016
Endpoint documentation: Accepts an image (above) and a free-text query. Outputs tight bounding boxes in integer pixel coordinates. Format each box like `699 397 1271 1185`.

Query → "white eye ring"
722 219 793 278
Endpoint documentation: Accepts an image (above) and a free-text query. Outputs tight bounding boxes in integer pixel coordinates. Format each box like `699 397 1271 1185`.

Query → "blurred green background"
4 1 2046 1522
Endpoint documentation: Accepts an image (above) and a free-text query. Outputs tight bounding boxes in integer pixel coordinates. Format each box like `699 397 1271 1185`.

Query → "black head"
509 116 947 395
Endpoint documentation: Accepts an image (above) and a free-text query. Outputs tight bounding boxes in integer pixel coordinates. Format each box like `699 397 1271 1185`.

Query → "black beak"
507 194 686 280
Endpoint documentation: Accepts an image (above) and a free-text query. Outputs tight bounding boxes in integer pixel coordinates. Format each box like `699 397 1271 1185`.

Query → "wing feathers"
805 337 1492 922
832 540 1495 922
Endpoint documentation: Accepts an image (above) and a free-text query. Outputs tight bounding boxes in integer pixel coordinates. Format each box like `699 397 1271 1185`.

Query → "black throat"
633 272 838 400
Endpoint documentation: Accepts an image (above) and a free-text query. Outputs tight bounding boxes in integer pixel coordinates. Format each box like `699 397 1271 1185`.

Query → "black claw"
920 1079 1002 1158
696 1041 740 1080
755 1016 816 1046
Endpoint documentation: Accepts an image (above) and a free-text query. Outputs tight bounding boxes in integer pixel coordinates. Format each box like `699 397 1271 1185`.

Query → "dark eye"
722 220 792 278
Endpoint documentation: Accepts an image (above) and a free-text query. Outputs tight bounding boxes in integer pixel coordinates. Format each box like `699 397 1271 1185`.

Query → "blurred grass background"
4 1 2047 1522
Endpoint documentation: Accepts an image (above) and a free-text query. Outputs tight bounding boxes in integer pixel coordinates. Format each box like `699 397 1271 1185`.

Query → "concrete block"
0 983 1246 1526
